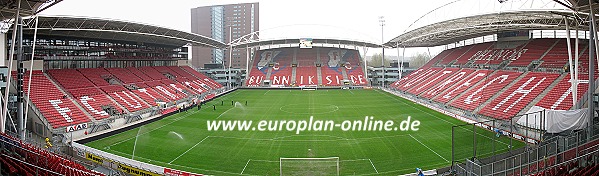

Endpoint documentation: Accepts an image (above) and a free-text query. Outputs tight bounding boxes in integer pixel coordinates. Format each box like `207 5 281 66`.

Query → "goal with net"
279 157 339 176
300 85 318 91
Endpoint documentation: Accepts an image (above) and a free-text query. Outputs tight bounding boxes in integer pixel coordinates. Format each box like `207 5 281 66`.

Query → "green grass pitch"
85 89 525 175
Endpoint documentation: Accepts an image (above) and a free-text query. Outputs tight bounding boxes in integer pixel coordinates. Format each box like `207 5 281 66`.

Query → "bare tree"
410 52 432 68
368 53 392 67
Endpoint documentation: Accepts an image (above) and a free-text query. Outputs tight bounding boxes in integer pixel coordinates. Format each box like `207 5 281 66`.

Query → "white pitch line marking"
240 159 251 174
368 159 379 173
377 89 511 146
409 134 450 163
216 106 237 119
169 136 210 164
264 90 270 95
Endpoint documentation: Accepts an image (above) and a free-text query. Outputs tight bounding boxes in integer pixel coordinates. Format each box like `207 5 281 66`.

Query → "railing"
455 128 599 176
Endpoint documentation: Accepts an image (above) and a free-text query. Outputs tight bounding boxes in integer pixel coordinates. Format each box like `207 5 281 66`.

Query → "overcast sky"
40 0 567 57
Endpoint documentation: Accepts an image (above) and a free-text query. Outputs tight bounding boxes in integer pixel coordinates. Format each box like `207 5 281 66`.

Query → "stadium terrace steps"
106 67 144 84
423 49 454 68
341 67 349 82
391 38 598 121
439 69 494 105
265 67 273 86
291 66 297 84
316 67 323 85
29 67 222 129
315 48 323 85
396 67 440 91
244 47 368 87
344 50 367 85
422 68 475 99
400 67 442 92
138 66 169 80
518 73 568 114
269 48 294 86
508 39 558 67
48 69 97 90
109 90 151 112
457 42 494 65
477 72 561 119
22 72 92 128
295 66 318 86
1 132 104 176
535 74 595 110
448 70 522 111
128 67 154 81
76 93 122 120
408 67 461 96
472 71 529 114
132 87 169 106
78 68 112 86
105 91 129 112
168 66 200 79
439 45 473 65
539 39 587 69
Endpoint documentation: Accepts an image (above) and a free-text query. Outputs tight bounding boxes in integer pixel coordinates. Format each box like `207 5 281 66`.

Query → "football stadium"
0 0 598 176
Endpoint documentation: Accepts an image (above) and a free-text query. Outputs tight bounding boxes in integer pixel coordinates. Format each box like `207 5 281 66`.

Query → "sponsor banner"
164 168 203 176
66 123 88 132
85 152 105 164
118 163 162 176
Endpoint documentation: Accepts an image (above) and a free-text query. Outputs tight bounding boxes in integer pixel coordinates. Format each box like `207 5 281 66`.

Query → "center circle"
279 104 339 114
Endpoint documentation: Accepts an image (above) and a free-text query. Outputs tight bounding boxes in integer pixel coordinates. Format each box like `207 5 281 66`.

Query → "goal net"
300 85 318 91
280 157 339 176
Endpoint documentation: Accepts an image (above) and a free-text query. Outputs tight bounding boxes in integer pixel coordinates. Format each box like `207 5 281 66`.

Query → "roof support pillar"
565 16 577 107
587 0 596 140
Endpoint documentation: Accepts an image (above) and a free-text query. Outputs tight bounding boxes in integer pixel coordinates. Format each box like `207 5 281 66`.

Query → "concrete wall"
8 60 44 71
177 59 189 66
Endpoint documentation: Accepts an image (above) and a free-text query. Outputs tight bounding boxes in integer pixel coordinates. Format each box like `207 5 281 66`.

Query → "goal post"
300 85 318 91
280 157 339 176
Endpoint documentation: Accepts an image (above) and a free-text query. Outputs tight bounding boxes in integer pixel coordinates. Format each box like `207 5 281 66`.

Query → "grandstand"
385 8 599 175
1 0 599 176
244 46 369 87
0 15 227 176
389 38 593 117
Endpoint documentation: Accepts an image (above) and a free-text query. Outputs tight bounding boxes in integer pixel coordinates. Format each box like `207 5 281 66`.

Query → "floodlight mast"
379 16 385 87
228 25 233 89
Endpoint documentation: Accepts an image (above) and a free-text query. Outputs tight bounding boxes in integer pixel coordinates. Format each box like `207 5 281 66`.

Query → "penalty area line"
241 159 251 174
409 134 450 163
169 136 210 164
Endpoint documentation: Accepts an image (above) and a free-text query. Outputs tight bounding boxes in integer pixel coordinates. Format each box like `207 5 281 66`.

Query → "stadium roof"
0 0 60 20
17 15 227 48
385 10 588 48
229 37 381 49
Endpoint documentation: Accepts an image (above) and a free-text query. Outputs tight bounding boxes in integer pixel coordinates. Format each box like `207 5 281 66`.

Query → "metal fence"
454 128 599 176
452 119 520 167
